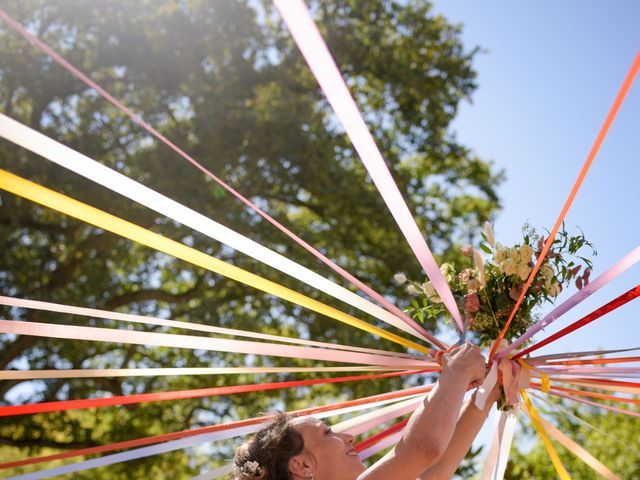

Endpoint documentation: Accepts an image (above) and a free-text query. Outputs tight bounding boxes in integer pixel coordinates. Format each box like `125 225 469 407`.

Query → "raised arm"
418 385 499 480
359 342 486 480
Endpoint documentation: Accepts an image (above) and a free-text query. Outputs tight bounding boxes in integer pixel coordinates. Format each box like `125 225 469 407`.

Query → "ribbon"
273 0 463 332
0 366 409 381
0 169 429 354
0 8 440 346
6 389 424 480
354 418 409 452
543 389 640 418
359 430 404 461
551 377 640 395
528 346 640 362
534 414 620 480
480 411 517 480
0 319 436 372
500 247 640 358
543 356 640 366
475 362 498 410
541 374 551 393
489 50 640 361
514 285 640 359
0 384 433 470
0 295 422 360
0 113 439 344
0 370 428 417
530 391 640 455
532 384 640 406
521 391 572 480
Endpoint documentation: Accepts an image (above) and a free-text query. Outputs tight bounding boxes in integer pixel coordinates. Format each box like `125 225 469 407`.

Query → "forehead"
292 417 327 436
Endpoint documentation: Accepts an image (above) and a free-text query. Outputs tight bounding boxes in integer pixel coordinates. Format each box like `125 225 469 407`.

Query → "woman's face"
293 417 366 480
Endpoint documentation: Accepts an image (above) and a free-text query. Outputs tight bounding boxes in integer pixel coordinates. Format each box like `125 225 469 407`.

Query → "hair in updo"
232 412 305 480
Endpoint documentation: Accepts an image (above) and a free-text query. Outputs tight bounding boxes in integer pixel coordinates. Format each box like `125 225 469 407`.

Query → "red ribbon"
355 418 409 452
0 370 431 418
514 285 640 359
0 383 434 470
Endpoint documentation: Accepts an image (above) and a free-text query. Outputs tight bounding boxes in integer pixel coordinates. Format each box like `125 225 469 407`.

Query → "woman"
233 342 499 480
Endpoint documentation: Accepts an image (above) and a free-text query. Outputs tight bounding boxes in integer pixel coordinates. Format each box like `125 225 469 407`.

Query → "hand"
440 342 486 386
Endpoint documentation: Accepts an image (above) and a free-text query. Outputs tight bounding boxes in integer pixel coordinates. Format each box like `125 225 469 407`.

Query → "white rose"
393 273 407 285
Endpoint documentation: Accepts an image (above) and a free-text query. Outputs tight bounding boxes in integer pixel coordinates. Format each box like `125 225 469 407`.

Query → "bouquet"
398 223 596 348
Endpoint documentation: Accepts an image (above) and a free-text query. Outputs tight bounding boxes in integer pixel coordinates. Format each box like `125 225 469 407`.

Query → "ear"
288 452 315 478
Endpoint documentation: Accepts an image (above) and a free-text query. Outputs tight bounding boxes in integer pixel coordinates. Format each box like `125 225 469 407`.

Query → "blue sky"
430 0 639 358
428 0 640 457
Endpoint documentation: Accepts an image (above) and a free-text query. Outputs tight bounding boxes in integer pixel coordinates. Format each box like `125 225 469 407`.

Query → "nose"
340 432 355 445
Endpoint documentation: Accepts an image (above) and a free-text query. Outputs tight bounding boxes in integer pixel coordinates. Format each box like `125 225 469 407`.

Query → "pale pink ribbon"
0 295 422 360
0 319 434 368
481 411 518 480
273 0 463 332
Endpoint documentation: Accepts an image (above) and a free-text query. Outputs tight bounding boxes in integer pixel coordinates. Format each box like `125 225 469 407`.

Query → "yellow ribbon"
521 390 572 480
0 169 428 354
541 373 551 393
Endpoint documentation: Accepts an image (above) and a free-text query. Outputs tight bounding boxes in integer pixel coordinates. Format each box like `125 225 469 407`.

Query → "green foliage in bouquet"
399 223 596 347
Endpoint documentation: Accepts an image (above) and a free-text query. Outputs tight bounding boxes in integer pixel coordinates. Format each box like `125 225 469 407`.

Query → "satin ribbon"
551 377 640 395
514 285 640 359
0 368 426 417
0 383 434 470
528 346 640 362
541 356 640 366
0 113 438 344
0 366 408 381
6 390 424 480
359 430 403 461
0 319 435 369
532 383 640 406
533 413 620 480
354 418 409 452
534 387 640 418
500 247 640 358
480 411 517 480
490 50 640 361
0 169 429 354
521 391 572 479
0 295 423 360
273 0 463 332
0 8 440 346
530 391 640 454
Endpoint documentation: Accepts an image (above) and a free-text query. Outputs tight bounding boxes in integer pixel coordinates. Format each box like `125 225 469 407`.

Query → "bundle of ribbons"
0 1 639 479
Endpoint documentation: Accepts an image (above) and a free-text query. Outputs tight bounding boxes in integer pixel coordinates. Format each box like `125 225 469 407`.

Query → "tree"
505 398 639 479
0 1 502 477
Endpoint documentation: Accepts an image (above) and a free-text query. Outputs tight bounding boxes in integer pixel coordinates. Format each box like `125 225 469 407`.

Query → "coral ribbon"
490 50 640 361
0 169 428 354
273 0 463 332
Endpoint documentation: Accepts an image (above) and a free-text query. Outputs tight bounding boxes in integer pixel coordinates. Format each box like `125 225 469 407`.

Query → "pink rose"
464 292 480 313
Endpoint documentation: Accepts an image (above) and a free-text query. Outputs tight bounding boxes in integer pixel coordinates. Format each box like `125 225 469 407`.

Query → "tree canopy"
506 398 639 479
0 1 503 477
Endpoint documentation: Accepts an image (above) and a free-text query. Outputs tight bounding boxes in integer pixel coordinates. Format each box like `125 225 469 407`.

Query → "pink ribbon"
273 0 463 332
0 319 435 368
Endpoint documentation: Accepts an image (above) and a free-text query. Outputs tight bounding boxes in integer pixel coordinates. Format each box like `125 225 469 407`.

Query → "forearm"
377 372 470 476
419 391 497 480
